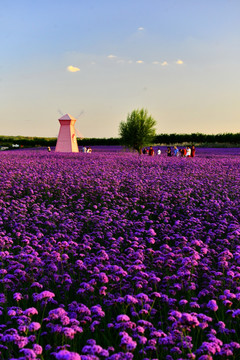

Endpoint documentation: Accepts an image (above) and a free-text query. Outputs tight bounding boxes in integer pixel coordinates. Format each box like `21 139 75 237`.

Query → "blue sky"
1 0 240 137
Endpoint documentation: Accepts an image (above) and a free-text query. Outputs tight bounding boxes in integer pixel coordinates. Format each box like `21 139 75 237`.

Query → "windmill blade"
75 127 84 140
76 110 85 119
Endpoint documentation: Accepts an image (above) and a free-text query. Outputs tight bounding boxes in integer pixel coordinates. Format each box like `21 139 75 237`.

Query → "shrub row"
1 133 240 148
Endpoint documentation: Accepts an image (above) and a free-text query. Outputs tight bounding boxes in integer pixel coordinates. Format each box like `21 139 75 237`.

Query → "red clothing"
149 148 154 156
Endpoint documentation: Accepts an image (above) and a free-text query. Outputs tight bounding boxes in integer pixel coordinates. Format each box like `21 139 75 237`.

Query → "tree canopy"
119 109 157 154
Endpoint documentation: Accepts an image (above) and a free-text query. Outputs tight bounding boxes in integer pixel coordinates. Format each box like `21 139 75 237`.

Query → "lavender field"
0 149 240 360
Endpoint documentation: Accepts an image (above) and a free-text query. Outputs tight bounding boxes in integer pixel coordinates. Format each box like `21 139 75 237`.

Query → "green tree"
119 108 157 154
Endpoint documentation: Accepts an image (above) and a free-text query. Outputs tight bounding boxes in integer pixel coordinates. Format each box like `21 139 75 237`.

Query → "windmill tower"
55 113 79 152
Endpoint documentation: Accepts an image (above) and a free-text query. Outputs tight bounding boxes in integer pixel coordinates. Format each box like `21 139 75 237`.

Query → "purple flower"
23 307 38 316
54 349 81 360
19 348 37 359
179 299 188 306
147 228 156 236
8 309 16 316
31 282 43 289
207 300 218 312
91 305 105 318
82 344 104 354
33 343 43 355
28 322 41 332
48 307 67 320
33 291 55 301
62 327 76 339
13 292 23 302
120 331 137 351
232 309 240 317
99 286 107 295
108 352 134 360
138 335 147 344
99 272 109 283
116 314 130 322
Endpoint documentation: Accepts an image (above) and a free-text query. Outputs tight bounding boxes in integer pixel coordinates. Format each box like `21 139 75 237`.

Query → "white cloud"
176 59 184 65
67 65 80 72
107 54 117 59
152 61 160 65
136 60 144 64
161 61 168 66
138 27 144 31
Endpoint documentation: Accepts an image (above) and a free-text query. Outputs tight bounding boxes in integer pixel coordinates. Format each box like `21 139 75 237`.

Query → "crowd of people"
48 144 195 156
143 145 196 157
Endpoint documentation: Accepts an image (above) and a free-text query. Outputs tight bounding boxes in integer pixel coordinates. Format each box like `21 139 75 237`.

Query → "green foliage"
119 109 157 154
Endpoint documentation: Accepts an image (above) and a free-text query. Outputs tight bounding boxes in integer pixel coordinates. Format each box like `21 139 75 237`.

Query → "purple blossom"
33 291 55 301
8 309 16 316
28 322 41 332
232 309 240 317
23 308 38 316
120 331 137 351
98 272 109 283
179 299 188 306
13 292 23 301
116 314 130 322
54 350 81 360
62 327 76 339
33 343 43 355
207 300 218 312
19 348 37 359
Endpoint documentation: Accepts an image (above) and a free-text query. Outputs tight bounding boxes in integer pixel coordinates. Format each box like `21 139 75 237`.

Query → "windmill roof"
58 113 76 121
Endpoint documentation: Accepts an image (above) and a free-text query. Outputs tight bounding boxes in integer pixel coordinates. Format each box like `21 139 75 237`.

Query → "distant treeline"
0 136 56 147
155 133 240 145
1 133 240 148
78 133 240 146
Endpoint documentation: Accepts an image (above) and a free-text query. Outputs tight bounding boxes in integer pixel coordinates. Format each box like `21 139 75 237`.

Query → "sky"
1 0 240 138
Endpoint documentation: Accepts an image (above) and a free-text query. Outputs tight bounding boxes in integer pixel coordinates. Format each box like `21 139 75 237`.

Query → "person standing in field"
186 146 191 157
173 146 179 157
157 147 161 155
182 148 187 157
149 146 154 156
191 145 196 157
167 147 172 157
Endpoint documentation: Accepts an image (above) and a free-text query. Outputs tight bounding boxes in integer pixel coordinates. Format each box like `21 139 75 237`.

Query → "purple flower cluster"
0 149 239 359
